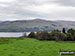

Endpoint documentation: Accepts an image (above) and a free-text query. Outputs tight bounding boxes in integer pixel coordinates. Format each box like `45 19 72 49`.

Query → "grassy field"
0 38 75 56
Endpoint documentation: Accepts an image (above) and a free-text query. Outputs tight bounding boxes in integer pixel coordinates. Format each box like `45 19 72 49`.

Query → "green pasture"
0 38 75 56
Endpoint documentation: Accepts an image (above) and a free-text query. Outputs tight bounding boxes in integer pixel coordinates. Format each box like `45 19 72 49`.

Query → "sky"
0 0 75 21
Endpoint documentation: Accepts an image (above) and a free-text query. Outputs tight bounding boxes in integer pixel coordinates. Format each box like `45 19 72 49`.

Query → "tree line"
27 28 75 41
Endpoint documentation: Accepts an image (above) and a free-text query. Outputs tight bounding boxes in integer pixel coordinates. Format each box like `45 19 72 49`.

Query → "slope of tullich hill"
0 19 74 32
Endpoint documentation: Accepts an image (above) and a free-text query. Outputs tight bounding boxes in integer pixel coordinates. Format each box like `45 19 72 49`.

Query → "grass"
0 38 75 56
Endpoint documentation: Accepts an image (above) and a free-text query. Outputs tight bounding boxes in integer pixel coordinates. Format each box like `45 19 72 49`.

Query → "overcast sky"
0 0 75 21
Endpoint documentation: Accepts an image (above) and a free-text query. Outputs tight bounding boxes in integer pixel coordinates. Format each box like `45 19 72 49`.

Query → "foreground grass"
0 38 75 56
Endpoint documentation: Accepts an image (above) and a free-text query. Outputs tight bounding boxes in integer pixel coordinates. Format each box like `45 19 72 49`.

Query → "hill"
0 19 75 32
56 20 75 26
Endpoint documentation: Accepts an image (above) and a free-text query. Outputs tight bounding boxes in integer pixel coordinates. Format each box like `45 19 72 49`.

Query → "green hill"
0 19 74 32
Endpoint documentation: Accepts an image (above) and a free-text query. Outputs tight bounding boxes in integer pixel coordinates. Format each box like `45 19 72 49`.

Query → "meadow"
0 38 75 56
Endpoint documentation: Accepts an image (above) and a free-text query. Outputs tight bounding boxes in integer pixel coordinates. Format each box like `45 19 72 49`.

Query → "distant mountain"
0 19 75 32
0 21 11 24
56 20 75 26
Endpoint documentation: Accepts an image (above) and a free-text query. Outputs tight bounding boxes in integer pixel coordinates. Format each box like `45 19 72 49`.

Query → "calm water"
0 32 31 37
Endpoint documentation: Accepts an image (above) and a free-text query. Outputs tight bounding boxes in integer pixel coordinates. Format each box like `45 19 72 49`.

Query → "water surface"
0 32 30 37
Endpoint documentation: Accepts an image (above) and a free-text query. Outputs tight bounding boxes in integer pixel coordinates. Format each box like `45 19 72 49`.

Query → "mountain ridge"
0 19 74 32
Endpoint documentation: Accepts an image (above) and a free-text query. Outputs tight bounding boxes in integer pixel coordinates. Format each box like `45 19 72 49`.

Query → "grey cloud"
55 0 75 7
0 0 75 21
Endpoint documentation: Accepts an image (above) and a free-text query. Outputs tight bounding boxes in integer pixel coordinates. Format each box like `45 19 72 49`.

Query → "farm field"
0 38 75 56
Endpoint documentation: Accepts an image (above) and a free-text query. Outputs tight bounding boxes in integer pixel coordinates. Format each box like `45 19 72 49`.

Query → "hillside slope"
0 19 74 32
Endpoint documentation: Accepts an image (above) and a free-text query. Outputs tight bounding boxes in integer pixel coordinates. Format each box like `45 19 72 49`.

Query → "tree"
66 28 75 41
37 31 50 40
62 28 66 33
66 33 73 41
28 32 36 38
67 28 75 35
50 30 67 41
36 32 41 39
